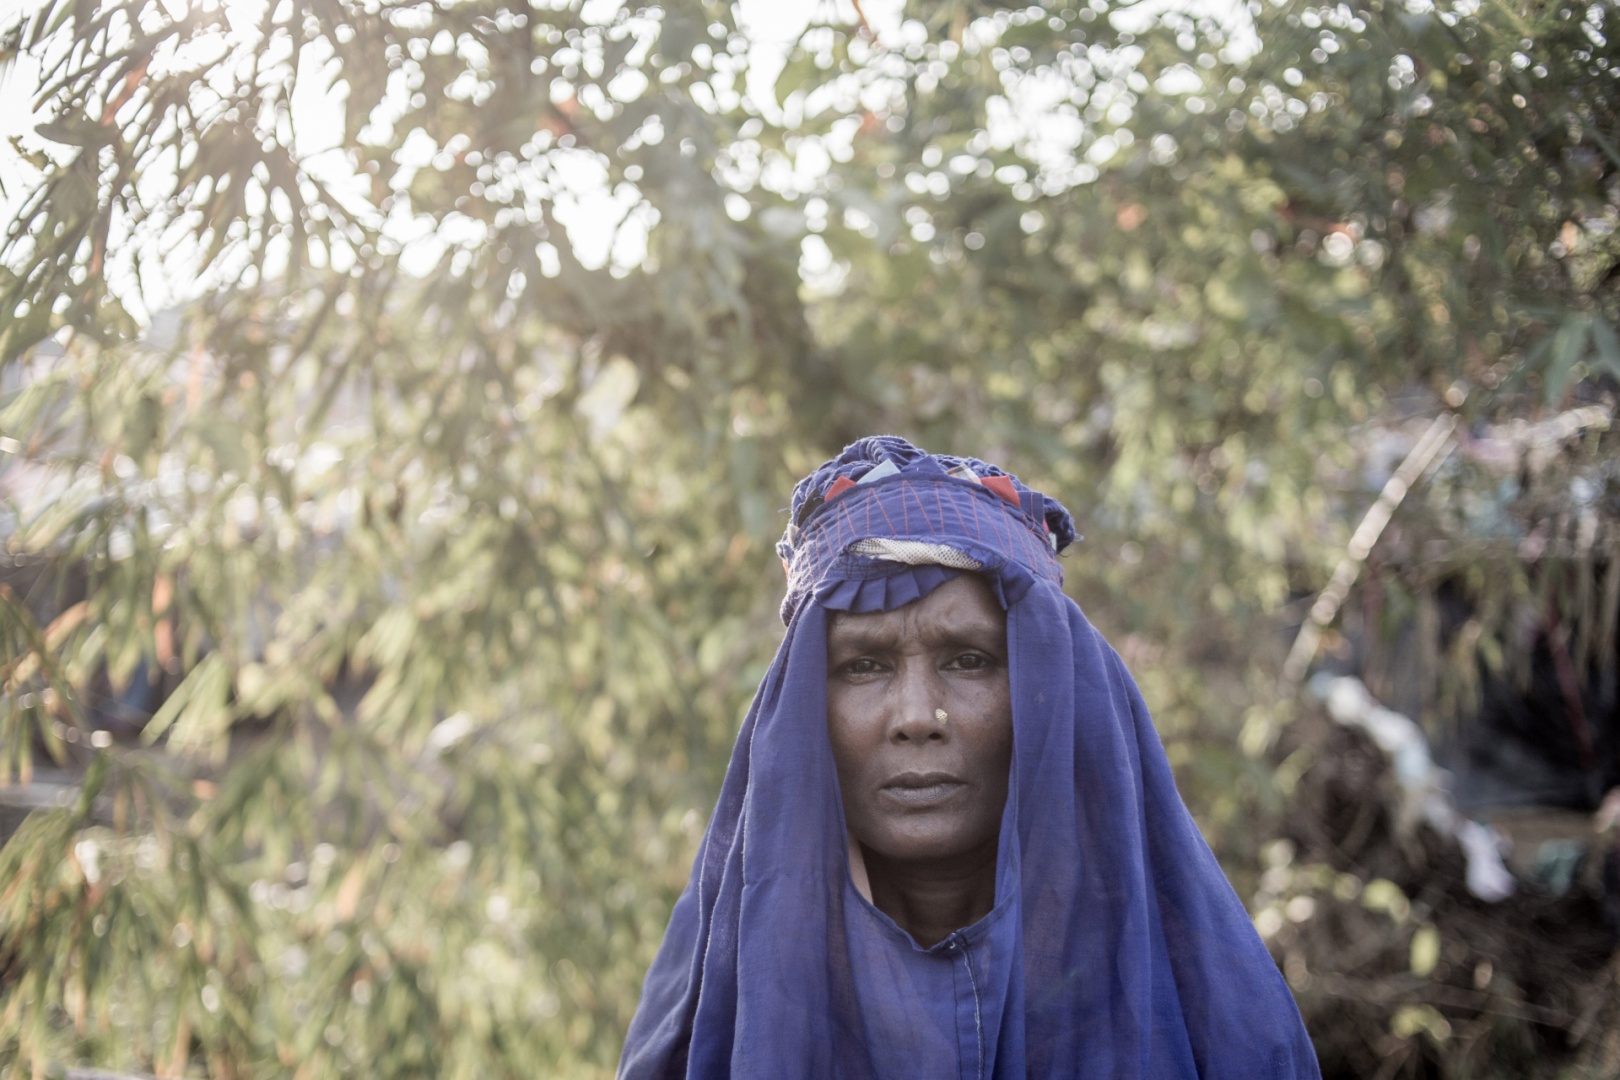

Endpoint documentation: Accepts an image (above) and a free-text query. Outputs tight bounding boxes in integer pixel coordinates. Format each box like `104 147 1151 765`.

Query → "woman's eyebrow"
933 618 1005 643
827 618 1005 652
825 622 899 652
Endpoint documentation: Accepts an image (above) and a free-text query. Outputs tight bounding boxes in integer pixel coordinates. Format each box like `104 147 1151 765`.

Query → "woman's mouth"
880 772 967 808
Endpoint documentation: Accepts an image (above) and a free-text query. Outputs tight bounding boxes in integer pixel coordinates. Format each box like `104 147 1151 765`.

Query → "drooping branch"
1280 413 1459 695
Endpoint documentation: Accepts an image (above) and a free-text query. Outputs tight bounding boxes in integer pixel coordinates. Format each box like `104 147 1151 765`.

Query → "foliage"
0 0 1615 1076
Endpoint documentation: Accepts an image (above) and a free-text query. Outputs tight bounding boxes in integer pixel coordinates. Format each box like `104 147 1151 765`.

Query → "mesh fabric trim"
847 538 984 569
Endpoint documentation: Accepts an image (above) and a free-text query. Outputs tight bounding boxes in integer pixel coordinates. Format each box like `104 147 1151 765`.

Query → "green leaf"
143 652 229 745
1542 314 1590 405
1410 923 1440 978
657 13 704 63
34 117 112 150
1591 316 1620 378
774 50 828 107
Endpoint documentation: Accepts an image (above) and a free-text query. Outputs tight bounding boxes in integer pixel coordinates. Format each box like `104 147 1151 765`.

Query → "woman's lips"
880 772 967 808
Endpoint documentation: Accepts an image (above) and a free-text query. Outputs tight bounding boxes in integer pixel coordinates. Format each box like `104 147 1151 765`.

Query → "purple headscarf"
619 436 1319 1079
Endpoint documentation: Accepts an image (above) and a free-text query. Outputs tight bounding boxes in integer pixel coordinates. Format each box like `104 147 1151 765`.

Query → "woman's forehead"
826 576 1006 646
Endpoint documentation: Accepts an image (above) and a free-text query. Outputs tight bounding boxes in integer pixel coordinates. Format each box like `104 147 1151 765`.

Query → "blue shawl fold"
620 437 1319 1079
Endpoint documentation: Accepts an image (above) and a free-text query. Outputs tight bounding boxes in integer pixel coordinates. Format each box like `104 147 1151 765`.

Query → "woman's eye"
950 652 991 671
840 658 882 676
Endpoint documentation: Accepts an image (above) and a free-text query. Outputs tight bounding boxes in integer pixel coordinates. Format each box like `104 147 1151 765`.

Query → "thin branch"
1543 603 1596 773
1280 413 1459 695
848 0 874 40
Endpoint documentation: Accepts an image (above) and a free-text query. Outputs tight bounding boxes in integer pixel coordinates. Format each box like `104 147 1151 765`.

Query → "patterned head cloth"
620 436 1320 1080
775 435 1076 624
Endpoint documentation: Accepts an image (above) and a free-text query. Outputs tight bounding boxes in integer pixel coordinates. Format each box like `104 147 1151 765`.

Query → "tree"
1 0 1615 1075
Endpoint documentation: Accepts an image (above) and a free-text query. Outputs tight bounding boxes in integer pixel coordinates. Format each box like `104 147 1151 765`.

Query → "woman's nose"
887 663 946 743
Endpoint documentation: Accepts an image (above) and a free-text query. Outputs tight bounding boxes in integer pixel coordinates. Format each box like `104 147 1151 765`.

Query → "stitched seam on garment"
905 481 926 535
957 935 985 1080
869 482 898 537
949 943 968 1080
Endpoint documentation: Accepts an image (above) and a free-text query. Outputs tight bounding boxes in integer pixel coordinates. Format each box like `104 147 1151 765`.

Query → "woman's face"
825 574 1013 867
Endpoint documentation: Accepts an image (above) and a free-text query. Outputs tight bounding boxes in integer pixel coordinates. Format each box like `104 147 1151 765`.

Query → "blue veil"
620 437 1319 1079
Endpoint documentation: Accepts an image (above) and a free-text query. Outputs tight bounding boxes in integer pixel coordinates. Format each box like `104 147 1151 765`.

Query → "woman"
620 437 1319 1079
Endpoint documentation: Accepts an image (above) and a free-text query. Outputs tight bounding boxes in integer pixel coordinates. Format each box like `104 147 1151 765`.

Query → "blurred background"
0 0 1617 1076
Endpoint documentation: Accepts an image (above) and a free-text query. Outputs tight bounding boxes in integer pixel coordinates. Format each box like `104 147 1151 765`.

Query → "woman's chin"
862 817 991 866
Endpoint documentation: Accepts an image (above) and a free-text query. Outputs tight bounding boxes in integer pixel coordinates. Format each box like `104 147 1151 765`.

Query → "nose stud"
934 708 949 726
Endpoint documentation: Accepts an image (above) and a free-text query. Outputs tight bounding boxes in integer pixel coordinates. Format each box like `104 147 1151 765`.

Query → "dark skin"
825 575 1013 948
